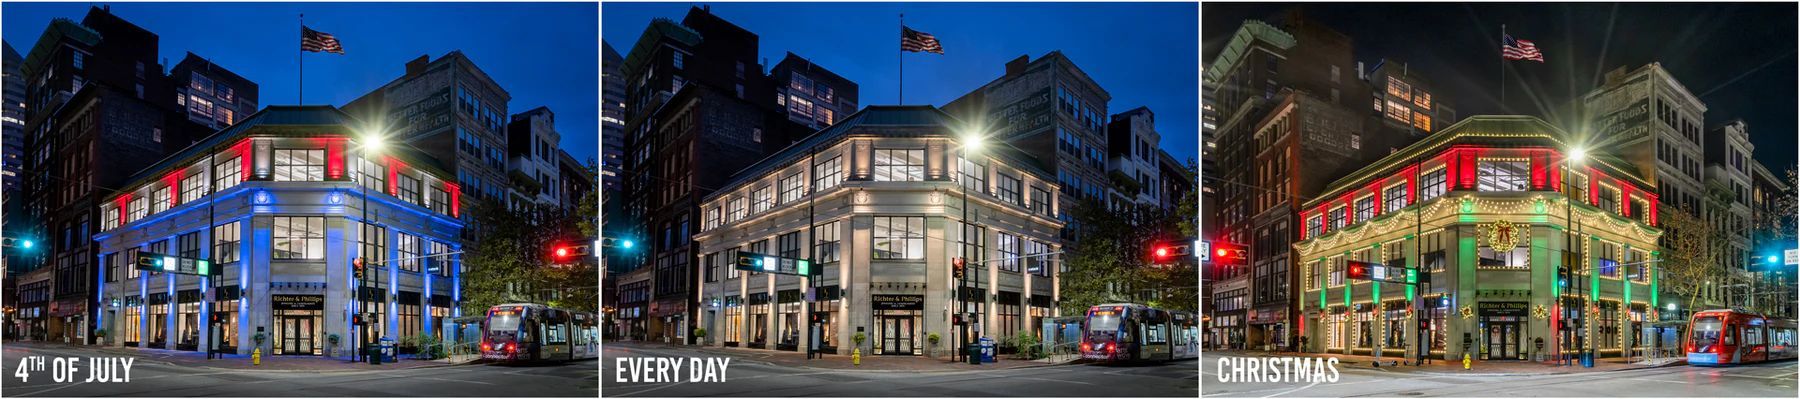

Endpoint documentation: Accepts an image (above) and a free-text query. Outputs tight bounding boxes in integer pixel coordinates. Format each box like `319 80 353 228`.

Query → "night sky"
603 2 1201 165
2 2 600 163
1204 2 1799 173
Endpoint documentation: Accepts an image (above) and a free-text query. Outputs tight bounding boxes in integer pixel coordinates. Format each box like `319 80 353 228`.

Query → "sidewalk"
613 341 1076 372
1207 349 1687 376
8 341 472 372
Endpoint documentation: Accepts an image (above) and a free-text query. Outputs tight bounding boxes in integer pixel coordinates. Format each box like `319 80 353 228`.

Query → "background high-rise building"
343 51 513 205
1105 106 1164 208
1582 63 1709 215
944 51 1113 240
769 52 859 132
601 41 625 192
3 41 24 193
506 106 564 208
170 52 259 131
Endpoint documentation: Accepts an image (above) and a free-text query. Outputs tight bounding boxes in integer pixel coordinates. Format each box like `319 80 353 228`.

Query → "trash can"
978 338 996 363
1581 352 1594 368
380 337 397 363
368 346 382 365
967 345 981 364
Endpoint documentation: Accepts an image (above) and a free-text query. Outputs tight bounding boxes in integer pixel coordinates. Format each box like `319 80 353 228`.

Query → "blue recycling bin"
379 337 397 363
1580 351 1594 368
978 338 996 363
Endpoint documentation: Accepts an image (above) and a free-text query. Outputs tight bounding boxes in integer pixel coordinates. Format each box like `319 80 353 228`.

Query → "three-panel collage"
0 1 1794 399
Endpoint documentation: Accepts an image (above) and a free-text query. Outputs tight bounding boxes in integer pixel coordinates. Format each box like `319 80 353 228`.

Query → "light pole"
958 132 982 363
1558 147 1586 366
355 133 384 363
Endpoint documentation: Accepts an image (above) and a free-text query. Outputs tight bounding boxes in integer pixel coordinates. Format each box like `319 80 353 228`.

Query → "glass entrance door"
277 316 317 355
880 317 913 355
1486 322 1520 360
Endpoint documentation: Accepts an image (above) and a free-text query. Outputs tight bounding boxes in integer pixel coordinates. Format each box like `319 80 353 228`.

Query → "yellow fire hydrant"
1462 353 1471 370
852 348 861 366
253 348 262 366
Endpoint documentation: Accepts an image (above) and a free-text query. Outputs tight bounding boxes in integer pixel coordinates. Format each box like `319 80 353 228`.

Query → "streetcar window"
1725 325 1736 345
1089 311 1120 332
1147 322 1167 344
1691 317 1722 346
490 311 521 331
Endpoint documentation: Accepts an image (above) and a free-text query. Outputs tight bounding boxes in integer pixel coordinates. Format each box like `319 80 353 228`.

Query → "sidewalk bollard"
1462 353 1471 370
852 348 861 366
253 348 261 366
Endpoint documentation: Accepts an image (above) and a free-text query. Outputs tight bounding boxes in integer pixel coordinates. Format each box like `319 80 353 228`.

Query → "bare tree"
1659 205 1728 311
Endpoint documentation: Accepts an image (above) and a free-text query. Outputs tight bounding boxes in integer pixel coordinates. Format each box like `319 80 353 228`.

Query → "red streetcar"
1684 309 1798 366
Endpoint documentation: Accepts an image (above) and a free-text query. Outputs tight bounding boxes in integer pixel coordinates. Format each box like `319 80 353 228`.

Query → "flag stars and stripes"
901 26 944 54
302 26 345 54
1502 34 1542 62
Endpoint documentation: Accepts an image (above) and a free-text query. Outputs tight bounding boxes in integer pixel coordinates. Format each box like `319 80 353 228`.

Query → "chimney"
1005 55 1029 76
405 55 430 77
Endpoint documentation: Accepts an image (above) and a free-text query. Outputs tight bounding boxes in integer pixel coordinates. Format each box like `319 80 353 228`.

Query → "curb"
640 344 1078 373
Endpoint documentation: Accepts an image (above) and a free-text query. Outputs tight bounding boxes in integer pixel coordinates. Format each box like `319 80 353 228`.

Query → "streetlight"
956 130 983 363
354 132 385 363
1558 146 1586 366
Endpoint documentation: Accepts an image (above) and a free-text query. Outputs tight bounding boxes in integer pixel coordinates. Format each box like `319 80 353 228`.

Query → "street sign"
1198 240 1211 262
734 251 820 276
1786 249 1798 266
134 252 220 276
1345 260 1413 285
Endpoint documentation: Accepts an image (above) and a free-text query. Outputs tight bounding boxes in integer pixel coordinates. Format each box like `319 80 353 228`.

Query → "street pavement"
1203 353 1798 397
601 342 1199 397
1 341 598 396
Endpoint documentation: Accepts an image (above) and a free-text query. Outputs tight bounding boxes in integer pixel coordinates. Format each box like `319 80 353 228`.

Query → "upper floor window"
873 149 924 182
1354 196 1375 221
813 156 842 192
1384 184 1407 212
751 186 772 214
671 51 684 70
359 158 386 193
429 187 450 215
1420 168 1447 201
1599 185 1620 213
997 174 1023 206
152 186 173 214
215 157 243 193
273 149 325 182
128 197 148 222
272 216 325 259
704 207 721 231
728 197 747 222
1477 159 1528 192
180 173 207 204
1413 90 1432 109
871 216 925 260
779 173 804 204
959 156 986 194
1031 187 1051 216
998 233 1020 273
1329 206 1347 229
1307 215 1324 238
1386 77 1410 101
397 174 422 205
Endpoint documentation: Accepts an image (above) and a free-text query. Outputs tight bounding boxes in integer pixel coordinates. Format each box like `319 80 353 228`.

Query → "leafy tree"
1057 189 1197 315
459 189 598 315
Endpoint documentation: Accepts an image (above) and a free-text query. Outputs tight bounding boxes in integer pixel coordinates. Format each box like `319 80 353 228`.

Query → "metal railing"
1044 341 1081 364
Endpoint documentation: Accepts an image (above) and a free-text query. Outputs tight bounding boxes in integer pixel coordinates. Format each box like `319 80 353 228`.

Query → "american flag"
1502 34 1542 62
302 26 345 54
901 26 943 54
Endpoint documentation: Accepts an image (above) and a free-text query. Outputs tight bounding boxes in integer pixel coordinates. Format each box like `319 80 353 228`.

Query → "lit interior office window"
273 149 325 182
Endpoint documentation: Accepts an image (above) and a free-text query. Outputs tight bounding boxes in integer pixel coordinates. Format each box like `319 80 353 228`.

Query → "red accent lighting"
326 138 346 179
555 247 570 258
1155 247 1169 258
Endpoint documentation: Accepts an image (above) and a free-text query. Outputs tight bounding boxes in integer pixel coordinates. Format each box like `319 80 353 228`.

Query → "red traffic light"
1209 242 1247 265
555 247 570 258
1215 248 1227 257
1155 247 1171 258
1346 260 1372 280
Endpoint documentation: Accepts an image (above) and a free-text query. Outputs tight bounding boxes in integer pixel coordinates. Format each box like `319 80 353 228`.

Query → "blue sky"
602 2 1200 165
3 2 599 163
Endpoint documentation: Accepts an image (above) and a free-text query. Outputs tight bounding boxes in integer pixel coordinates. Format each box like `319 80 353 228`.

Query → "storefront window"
777 290 801 351
177 301 200 350
1478 246 1529 269
1355 309 1373 349
1384 303 1407 350
723 299 743 345
123 297 142 346
148 302 169 349
749 299 770 348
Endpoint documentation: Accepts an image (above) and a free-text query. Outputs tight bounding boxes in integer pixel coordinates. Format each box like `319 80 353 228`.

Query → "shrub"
1013 331 1042 360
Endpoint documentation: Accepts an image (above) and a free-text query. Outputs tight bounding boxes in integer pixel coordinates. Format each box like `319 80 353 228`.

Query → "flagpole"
299 13 305 105
899 13 904 105
1499 24 1505 112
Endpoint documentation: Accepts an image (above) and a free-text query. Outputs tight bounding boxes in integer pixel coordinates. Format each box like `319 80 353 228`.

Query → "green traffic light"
20 239 32 249
621 239 634 249
1768 255 1780 264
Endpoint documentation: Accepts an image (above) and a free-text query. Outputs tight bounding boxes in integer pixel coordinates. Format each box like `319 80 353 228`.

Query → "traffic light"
952 314 963 325
352 314 364 325
1346 260 1371 280
552 243 594 262
353 257 366 280
1210 242 1247 265
20 239 32 249
952 257 967 280
621 239 635 249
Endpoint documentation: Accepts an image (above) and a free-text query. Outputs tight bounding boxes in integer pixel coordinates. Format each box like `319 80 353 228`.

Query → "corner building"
1295 116 1663 362
694 106 1064 355
93 106 464 355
